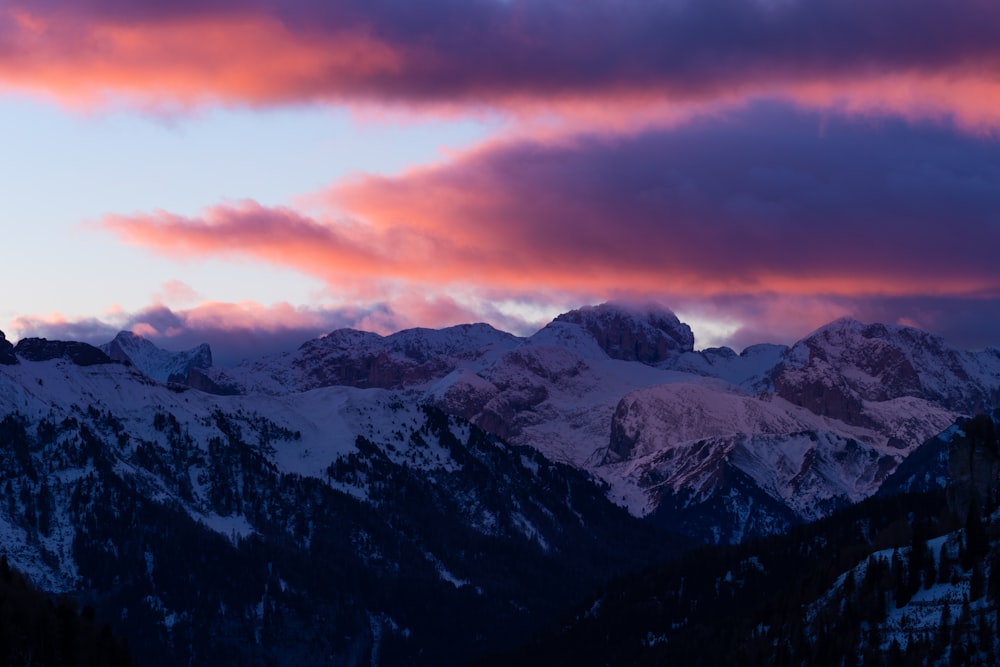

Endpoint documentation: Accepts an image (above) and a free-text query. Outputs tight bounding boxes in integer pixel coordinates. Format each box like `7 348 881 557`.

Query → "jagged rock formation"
101 331 212 384
772 319 1000 423
0 331 16 366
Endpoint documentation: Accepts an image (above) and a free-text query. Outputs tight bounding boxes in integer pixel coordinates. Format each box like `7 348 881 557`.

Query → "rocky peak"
551 303 694 364
101 331 213 384
386 323 521 362
14 338 113 366
0 330 17 365
773 317 1000 423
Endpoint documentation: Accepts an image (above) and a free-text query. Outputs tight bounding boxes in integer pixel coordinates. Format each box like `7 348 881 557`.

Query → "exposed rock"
773 367 868 425
606 398 641 463
0 330 16 365
772 318 999 424
186 367 241 395
14 338 113 366
553 303 694 364
102 331 213 384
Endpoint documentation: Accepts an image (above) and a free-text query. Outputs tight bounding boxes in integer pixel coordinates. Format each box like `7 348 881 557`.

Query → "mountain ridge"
1 303 999 664
2 301 998 545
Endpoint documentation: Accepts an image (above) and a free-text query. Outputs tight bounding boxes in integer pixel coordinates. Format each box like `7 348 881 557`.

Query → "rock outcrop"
14 338 113 366
0 330 16 365
553 303 694 364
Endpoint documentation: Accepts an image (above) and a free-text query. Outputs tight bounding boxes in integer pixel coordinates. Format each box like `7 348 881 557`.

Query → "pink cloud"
154 280 200 306
3 0 1000 130
99 105 1000 306
10 302 361 365
7 295 558 365
86 103 1000 352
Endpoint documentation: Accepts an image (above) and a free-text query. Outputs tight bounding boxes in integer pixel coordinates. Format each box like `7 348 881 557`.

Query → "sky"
3 0 1000 364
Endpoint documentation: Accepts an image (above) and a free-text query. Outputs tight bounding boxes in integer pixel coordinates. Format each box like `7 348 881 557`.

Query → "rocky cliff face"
101 331 212 384
553 303 694 364
772 319 1000 423
0 331 16 366
14 338 113 366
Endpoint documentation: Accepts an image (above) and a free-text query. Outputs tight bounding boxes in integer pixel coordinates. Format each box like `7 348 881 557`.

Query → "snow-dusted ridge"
5 303 1000 547
101 330 212 384
124 307 1000 535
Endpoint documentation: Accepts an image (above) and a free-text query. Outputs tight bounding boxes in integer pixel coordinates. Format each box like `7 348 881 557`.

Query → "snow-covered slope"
177 304 1000 543
773 318 1000 423
204 322 521 395
100 330 212 384
0 341 676 666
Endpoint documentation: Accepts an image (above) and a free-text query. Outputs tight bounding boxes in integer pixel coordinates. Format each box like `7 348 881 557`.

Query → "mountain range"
166 303 997 540
1 303 998 664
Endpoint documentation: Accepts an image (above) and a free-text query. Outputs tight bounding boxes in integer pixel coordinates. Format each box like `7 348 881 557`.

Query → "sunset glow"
4 0 1000 357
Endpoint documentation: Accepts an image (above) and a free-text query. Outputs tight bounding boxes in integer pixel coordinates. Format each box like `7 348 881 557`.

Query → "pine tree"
964 505 988 569
909 520 929 595
959 595 972 645
989 552 1000 602
939 543 952 584
887 638 904 667
970 561 985 601
937 602 952 654
892 549 911 608
923 546 937 590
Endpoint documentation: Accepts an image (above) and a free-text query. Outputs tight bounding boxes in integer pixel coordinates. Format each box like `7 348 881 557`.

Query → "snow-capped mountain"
2 305 999 664
0 330 16 365
204 322 521 395
772 318 1000 424
493 413 1000 666
100 331 212 384
184 303 1000 543
0 341 675 665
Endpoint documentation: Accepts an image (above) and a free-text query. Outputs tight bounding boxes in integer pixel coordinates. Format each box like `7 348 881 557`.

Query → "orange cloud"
8 294 553 365
99 104 1000 304
0 9 401 109
4 0 1000 133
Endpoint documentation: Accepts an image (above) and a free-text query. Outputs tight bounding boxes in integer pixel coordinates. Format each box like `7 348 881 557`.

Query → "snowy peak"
0 330 16 365
549 302 695 364
101 331 212 383
307 322 519 363
775 318 1000 420
385 322 522 362
209 322 523 395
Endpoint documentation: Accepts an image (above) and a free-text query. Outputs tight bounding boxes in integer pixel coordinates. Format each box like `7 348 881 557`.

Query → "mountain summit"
0 330 16 365
1 304 999 664
182 304 1000 542
101 331 212 384
552 302 695 364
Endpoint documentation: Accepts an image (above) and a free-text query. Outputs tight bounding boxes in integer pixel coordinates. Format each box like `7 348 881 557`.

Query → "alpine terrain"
0 303 999 665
